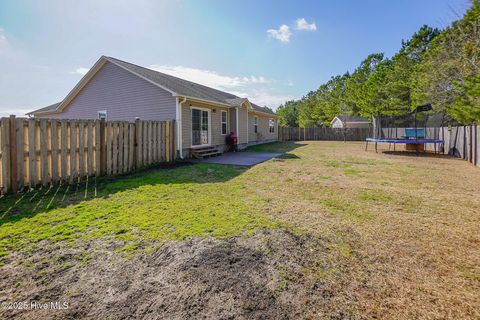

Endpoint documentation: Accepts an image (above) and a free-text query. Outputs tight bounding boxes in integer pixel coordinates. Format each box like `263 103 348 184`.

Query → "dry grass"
1 141 479 319
245 141 480 319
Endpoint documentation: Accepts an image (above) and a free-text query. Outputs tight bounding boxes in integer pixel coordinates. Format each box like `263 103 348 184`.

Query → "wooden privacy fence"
0 116 176 194
380 126 479 167
279 125 479 167
279 126 370 142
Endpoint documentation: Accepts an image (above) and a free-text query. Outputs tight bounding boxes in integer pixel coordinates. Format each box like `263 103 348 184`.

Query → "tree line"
277 0 480 127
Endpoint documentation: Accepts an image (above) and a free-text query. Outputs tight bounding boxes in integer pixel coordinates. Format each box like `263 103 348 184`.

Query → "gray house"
330 115 370 128
28 56 279 158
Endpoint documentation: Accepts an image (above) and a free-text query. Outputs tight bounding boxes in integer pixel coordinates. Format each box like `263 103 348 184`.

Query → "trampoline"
365 138 445 153
365 104 445 154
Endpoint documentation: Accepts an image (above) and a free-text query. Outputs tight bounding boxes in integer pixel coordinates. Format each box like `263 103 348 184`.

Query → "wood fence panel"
165 121 170 162
28 119 36 187
1 118 10 193
60 120 67 180
8 117 18 192
39 119 48 187
94 120 101 176
160 121 165 162
78 121 85 179
153 122 158 163
117 122 124 174
171 120 176 161
16 119 24 189
128 123 135 171
143 121 148 166
69 121 77 184
147 121 152 165
122 122 128 174
0 117 175 194
135 120 142 168
112 122 118 175
106 122 112 175
87 121 93 177
51 120 58 184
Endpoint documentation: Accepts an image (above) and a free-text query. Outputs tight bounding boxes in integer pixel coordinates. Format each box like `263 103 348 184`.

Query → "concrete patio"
194 152 282 166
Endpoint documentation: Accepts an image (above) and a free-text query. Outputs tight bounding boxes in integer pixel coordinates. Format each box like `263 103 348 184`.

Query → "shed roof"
336 115 370 123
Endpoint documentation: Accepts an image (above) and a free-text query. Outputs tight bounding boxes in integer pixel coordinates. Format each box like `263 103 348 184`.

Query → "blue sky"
0 0 470 116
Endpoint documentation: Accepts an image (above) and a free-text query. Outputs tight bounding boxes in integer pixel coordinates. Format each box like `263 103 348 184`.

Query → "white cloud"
149 65 270 89
148 65 290 109
234 89 294 110
295 18 317 31
0 28 11 56
266 24 292 43
0 108 34 117
70 67 89 75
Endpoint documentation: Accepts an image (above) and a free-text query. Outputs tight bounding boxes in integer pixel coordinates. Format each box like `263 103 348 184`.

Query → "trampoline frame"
365 104 445 155
365 137 444 154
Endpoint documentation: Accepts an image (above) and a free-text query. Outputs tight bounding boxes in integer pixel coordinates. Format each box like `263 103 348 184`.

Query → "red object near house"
226 132 238 152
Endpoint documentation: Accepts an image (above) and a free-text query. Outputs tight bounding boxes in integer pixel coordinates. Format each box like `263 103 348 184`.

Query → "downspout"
236 107 239 141
246 106 249 144
176 96 187 159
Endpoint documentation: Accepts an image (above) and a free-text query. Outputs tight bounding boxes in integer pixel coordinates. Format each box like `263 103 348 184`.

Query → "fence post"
1 117 11 194
9 115 18 193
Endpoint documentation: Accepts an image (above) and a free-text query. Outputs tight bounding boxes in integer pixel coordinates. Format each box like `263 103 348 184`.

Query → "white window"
254 116 258 133
221 110 227 135
98 110 107 120
269 119 275 133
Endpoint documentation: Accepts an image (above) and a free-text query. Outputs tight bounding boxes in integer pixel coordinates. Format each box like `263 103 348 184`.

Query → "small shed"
331 115 370 128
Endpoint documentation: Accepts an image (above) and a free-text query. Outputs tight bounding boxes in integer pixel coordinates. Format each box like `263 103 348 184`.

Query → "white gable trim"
331 116 342 126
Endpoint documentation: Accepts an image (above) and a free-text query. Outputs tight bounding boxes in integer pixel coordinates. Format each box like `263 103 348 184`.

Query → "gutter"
176 96 187 159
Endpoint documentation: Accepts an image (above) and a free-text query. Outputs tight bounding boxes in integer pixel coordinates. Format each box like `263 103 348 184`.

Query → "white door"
191 108 210 146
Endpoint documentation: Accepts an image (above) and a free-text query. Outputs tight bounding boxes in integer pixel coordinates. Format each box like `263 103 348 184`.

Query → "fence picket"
87 121 93 177
128 123 135 171
1 118 10 193
69 121 77 184
40 119 48 187
122 123 128 173
51 120 58 184
112 122 118 175
143 121 148 166
106 122 112 175
136 120 142 168
16 119 24 189
94 120 101 176
78 121 85 179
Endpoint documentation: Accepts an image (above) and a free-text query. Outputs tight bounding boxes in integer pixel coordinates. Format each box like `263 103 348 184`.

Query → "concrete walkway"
195 152 282 166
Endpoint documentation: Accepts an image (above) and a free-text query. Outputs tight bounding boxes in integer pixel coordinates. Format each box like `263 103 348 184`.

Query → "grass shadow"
0 162 247 227
382 151 462 160
243 141 307 154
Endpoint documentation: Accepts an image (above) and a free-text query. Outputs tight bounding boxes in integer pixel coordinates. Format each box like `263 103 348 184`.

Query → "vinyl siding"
37 61 176 121
238 104 248 144
248 113 278 142
181 99 231 150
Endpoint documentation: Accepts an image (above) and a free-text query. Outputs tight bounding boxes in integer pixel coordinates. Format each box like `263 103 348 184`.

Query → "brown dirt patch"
0 229 360 319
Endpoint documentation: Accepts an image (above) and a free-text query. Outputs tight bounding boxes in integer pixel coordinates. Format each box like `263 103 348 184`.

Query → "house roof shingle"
27 102 61 115
29 56 277 116
336 115 370 123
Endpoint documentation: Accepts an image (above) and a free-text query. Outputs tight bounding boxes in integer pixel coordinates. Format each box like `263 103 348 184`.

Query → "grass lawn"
1 141 479 319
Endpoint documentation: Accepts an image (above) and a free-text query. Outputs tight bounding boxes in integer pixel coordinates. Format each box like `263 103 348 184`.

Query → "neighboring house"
28 56 279 158
330 115 370 128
